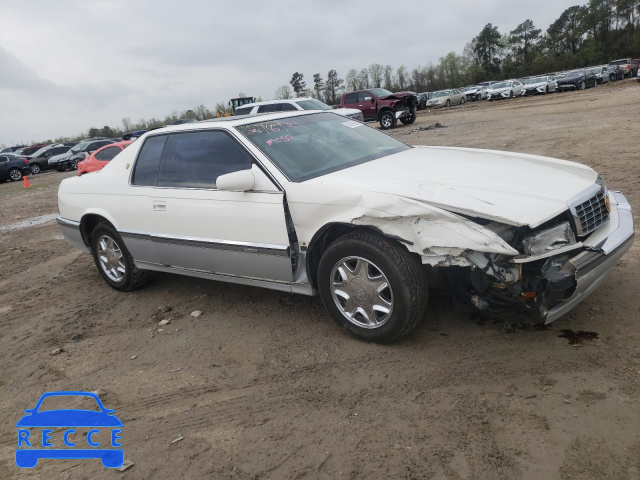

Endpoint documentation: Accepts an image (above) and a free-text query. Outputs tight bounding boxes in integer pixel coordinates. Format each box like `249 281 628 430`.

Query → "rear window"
95 146 122 161
610 60 629 66
132 135 168 185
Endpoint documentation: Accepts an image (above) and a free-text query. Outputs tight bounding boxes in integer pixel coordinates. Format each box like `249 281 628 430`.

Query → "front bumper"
544 191 634 323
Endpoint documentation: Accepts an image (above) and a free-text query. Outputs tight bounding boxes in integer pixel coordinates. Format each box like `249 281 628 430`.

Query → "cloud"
0 0 581 145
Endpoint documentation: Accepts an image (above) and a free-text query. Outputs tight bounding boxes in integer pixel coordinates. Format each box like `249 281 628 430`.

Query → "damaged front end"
382 92 418 120
347 184 634 323
436 190 634 323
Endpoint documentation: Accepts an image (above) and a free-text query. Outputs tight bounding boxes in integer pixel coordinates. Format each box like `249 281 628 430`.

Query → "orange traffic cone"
23 176 30 188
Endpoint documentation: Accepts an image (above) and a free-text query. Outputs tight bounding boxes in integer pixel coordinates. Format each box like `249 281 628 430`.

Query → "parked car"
520 76 558 95
26 144 72 174
236 97 364 122
462 85 487 101
426 89 466 107
0 145 26 154
14 144 48 157
415 93 428 110
0 155 31 183
486 80 524 100
557 70 598 91
609 58 638 77
77 140 133 175
57 111 634 342
592 66 610 84
637 67 640 82
339 88 418 130
49 139 115 171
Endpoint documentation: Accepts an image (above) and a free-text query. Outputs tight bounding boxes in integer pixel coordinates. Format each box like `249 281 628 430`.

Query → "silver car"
520 76 558 95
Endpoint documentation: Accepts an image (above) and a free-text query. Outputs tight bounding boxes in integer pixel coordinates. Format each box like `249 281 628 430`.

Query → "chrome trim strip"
134 260 314 295
591 191 634 255
56 217 80 228
119 230 290 257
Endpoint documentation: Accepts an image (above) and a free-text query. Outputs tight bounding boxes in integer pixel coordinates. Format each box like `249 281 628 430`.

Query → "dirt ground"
1 79 639 480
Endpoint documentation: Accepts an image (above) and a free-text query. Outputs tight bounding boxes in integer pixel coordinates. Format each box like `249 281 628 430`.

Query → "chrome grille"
573 191 609 236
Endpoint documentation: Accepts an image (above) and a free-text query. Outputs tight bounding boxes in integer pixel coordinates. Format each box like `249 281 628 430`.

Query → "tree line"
278 0 640 102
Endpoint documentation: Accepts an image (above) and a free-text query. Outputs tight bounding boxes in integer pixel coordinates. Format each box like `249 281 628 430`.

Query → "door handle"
153 201 166 211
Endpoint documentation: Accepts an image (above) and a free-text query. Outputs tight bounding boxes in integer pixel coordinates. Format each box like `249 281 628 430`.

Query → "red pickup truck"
338 88 418 129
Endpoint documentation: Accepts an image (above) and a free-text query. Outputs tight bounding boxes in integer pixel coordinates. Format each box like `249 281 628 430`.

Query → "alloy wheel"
97 234 126 282
329 256 394 329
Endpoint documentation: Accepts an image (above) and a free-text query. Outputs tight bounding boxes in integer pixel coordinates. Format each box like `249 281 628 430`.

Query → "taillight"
24 160 29 165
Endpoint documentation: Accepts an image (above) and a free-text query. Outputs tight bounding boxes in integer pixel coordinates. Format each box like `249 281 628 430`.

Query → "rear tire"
317 231 428 343
91 223 150 291
399 112 416 125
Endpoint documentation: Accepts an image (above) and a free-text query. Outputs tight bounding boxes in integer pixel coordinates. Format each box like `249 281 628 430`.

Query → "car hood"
379 91 416 100
558 76 582 83
304 146 597 228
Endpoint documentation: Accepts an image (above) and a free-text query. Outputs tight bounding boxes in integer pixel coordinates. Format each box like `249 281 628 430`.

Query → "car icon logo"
15 391 124 468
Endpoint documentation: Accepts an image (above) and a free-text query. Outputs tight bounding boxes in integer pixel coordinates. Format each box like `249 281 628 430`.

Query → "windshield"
566 71 584 78
30 146 53 157
368 88 393 98
70 142 89 153
522 77 546 84
490 82 509 89
235 112 411 182
295 99 331 111
433 91 451 97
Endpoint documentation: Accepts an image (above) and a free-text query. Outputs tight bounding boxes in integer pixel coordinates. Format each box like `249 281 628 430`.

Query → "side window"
280 103 298 111
235 106 253 115
258 104 281 113
344 93 357 104
157 131 252 188
357 92 371 102
132 135 167 186
95 146 122 161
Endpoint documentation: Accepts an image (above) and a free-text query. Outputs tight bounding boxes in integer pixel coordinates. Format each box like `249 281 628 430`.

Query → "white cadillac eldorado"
57 111 634 342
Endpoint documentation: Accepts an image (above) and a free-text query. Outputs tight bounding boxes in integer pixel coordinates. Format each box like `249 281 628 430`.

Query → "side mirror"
365 97 372 102
216 169 255 192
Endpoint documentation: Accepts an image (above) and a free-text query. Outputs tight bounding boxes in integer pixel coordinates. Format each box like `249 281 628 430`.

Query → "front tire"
379 111 397 130
445 99 451 107
91 223 150 291
460 96 465 105
317 231 428 343
30 164 41 174
579 82 585 90
8 168 23 181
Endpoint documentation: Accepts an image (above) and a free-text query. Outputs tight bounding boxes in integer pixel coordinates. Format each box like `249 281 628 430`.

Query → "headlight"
522 222 576 256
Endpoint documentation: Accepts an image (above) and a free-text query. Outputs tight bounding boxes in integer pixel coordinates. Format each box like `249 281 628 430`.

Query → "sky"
0 0 581 146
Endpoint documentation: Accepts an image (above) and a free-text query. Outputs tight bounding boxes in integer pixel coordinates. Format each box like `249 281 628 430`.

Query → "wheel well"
305 222 416 290
80 214 111 247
